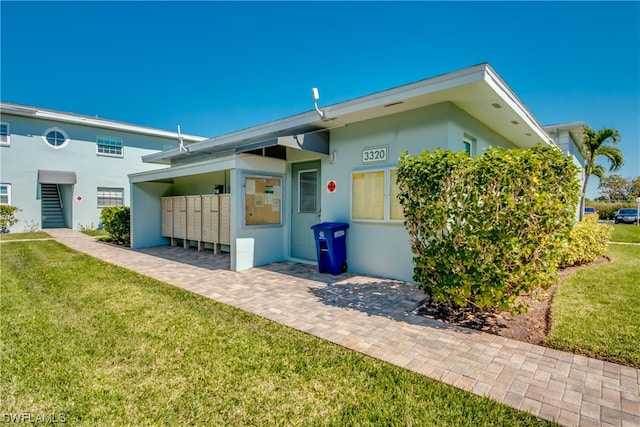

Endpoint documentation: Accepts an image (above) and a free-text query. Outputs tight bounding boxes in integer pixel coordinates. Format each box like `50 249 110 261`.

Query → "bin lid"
311 222 349 231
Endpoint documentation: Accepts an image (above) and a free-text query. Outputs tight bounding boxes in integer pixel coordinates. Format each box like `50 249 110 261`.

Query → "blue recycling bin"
311 222 349 275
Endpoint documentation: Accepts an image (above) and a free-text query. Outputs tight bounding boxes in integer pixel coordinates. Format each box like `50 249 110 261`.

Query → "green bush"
587 201 635 220
0 205 21 232
396 145 580 314
559 216 613 268
99 206 130 246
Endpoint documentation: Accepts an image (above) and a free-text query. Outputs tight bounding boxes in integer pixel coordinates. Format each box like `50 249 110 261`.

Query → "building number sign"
362 146 388 164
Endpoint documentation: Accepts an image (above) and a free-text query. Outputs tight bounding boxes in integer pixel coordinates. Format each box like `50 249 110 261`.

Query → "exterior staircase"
41 183 66 228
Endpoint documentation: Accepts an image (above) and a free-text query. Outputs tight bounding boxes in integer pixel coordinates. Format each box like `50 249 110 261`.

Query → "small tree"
99 206 130 246
0 205 21 232
598 174 632 201
630 176 640 199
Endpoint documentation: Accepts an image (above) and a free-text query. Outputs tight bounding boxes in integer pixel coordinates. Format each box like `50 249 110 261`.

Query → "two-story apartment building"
0 103 205 231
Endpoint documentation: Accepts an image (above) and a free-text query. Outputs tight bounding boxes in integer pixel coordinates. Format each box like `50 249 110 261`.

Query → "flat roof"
143 63 554 165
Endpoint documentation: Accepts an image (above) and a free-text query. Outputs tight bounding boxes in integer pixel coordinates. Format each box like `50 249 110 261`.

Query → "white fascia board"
189 112 320 153
129 155 236 183
150 64 492 163
143 111 321 163
0 102 206 142
208 64 488 143
482 67 554 146
324 64 487 118
543 121 588 133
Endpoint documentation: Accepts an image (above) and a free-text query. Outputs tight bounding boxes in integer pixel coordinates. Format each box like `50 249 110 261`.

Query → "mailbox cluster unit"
161 194 230 253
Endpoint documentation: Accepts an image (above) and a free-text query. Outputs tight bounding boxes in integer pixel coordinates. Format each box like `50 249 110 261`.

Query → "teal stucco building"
0 103 204 231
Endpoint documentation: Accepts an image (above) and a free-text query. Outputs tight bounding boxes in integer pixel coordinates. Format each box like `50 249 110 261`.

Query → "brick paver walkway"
41 229 640 426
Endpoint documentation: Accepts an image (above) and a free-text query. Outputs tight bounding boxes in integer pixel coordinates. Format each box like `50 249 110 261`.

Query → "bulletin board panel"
245 176 282 225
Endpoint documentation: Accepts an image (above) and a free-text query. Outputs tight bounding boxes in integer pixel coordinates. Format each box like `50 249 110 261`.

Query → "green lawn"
546 244 640 367
609 223 640 243
0 241 552 426
0 231 51 241
80 229 110 238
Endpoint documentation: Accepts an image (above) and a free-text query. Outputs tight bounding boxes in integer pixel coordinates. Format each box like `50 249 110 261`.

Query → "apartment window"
97 135 123 157
43 127 69 149
463 135 477 156
352 170 385 220
0 122 10 146
0 184 11 205
298 170 318 213
97 187 124 207
351 168 405 222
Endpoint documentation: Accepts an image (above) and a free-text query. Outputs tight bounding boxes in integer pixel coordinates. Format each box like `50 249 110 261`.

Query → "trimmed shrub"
99 206 130 246
559 215 612 268
0 205 21 232
396 145 580 314
587 201 635 220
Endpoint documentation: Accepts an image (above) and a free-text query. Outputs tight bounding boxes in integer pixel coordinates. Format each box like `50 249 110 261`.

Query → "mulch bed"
414 256 610 345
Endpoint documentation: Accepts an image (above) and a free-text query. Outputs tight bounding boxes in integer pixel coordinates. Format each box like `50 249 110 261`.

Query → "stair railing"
56 184 63 209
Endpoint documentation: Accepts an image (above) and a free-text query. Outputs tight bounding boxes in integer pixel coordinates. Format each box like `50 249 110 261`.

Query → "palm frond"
595 145 624 171
592 164 606 180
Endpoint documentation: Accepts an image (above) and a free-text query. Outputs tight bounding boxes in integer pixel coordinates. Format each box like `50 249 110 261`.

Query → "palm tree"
580 126 623 217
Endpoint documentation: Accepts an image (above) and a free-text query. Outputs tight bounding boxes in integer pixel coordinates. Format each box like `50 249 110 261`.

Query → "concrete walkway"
43 229 640 426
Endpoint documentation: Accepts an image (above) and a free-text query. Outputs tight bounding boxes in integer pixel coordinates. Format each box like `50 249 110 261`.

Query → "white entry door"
291 161 321 260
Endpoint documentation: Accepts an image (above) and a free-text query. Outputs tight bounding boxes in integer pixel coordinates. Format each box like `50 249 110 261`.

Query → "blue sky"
1 1 638 198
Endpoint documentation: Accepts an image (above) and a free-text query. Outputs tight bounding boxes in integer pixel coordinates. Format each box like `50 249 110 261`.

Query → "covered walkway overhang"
129 152 288 273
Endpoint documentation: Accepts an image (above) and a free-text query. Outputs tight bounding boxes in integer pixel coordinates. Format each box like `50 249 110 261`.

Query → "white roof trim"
0 102 206 142
145 63 554 164
482 67 554 146
543 121 588 133
129 155 236 183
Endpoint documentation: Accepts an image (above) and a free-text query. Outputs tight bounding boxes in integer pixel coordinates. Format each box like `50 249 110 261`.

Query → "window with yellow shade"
352 170 385 220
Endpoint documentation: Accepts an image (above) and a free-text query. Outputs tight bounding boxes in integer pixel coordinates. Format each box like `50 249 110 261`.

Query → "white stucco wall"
233 155 287 270
130 181 173 248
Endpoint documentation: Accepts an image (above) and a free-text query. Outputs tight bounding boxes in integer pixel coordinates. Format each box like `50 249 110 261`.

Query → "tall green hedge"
396 145 580 314
100 206 130 246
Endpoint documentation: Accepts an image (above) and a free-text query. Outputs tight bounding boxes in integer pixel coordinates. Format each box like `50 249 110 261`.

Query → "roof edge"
482 65 554 146
0 101 207 142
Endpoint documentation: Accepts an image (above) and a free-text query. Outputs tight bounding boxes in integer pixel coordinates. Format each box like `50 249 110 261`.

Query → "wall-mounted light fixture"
177 125 189 153
312 88 326 120
329 151 336 164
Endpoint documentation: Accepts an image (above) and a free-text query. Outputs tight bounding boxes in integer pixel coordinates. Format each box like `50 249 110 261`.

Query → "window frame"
42 127 69 149
97 187 124 207
297 168 318 214
0 122 10 146
463 134 477 157
350 167 405 223
0 183 12 205
96 135 124 157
